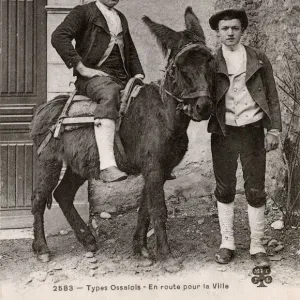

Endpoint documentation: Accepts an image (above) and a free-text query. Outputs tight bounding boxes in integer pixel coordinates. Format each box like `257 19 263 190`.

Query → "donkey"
30 7 213 272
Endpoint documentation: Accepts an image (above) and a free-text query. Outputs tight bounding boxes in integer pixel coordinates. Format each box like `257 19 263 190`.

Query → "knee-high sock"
248 204 266 254
94 119 117 170
217 201 235 250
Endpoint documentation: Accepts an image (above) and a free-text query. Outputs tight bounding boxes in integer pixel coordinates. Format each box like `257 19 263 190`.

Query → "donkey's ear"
185 7 205 42
142 16 180 57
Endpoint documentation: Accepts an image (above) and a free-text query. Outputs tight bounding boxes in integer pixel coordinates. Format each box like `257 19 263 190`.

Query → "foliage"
275 38 300 227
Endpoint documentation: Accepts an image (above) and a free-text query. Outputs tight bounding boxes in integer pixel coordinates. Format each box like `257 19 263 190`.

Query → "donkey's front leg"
144 167 182 272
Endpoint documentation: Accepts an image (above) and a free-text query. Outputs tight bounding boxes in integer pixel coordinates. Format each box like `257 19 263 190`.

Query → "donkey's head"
143 7 213 121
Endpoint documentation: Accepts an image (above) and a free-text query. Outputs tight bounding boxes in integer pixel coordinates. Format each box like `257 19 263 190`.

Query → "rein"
153 82 184 103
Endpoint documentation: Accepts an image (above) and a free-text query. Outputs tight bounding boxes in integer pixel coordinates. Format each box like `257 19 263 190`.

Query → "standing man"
51 0 145 182
208 9 282 267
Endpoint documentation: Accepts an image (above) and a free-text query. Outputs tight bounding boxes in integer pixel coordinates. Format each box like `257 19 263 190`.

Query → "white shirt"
96 1 124 69
222 43 244 75
96 1 122 36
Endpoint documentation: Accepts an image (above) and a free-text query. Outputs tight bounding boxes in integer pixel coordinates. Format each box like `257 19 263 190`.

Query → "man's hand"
264 133 279 152
76 61 108 78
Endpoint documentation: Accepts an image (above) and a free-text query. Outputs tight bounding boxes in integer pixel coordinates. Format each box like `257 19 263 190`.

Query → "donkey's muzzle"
193 97 212 122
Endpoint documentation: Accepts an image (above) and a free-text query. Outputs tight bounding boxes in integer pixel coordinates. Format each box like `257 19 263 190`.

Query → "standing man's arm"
260 52 282 151
261 52 282 131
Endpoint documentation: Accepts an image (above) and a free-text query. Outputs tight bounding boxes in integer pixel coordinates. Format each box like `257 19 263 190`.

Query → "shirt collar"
222 42 243 55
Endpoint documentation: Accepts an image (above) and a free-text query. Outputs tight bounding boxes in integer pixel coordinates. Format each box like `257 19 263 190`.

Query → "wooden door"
0 0 47 228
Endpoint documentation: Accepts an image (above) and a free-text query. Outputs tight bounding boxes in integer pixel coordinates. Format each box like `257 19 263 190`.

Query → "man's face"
99 0 119 9
217 19 243 47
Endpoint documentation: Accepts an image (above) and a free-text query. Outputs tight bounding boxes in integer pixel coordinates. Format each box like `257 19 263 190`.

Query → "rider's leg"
77 76 127 182
94 118 127 182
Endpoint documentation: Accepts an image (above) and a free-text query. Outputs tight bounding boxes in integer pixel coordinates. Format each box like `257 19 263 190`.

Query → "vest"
96 32 128 85
224 46 264 126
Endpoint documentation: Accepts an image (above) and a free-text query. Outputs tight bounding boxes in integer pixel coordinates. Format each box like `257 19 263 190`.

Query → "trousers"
76 75 125 120
211 123 267 208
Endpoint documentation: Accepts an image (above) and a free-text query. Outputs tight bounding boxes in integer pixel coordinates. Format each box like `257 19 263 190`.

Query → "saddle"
37 77 144 156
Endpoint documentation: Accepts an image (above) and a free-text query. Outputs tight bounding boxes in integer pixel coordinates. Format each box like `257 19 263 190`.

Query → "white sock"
217 201 235 250
94 119 117 170
248 204 266 255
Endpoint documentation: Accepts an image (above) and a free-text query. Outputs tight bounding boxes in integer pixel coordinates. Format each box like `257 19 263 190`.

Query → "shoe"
166 172 176 180
100 166 128 182
215 248 235 264
251 252 271 268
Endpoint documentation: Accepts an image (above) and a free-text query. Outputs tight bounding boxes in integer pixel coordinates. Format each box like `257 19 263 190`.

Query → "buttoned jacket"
51 1 144 78
208 45 282 135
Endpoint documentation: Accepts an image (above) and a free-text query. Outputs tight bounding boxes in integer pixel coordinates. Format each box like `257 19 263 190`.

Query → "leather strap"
37 124 56 156
53 89 77 139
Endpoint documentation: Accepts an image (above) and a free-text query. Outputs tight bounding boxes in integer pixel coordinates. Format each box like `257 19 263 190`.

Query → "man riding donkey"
208 9 282 267
52 0 144 182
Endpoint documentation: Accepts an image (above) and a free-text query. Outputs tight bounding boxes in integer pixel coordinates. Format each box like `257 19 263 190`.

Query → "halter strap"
174 43 205 63
181 90 210 99
158 42 211 104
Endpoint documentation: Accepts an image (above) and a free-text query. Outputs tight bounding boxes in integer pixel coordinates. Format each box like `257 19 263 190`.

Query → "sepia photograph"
0 0 300 299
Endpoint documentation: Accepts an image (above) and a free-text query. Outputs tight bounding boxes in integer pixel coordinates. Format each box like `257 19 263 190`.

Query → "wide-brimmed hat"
209 9 248 31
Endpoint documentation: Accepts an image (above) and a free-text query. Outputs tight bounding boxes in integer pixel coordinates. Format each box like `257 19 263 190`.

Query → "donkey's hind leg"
53 167 97 252
31 158 62 262
133 187 152 260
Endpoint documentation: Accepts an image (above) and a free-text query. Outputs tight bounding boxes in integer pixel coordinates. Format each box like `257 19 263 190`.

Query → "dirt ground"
1 191 300 300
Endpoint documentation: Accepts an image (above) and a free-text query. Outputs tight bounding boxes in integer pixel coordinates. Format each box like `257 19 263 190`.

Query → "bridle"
157 42 211 104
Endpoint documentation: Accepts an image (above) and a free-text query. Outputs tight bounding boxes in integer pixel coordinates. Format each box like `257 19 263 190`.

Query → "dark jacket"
51 2 144 78
208 45 282 135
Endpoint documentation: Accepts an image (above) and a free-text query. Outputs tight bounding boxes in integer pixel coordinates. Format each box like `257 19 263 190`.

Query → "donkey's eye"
181 71 187 76
180 68 189 76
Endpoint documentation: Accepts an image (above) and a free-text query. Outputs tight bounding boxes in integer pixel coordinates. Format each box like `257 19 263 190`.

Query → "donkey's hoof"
140 247 151 258
84 242 98 253
161 258 182 273
32 241 50 257
134 246 152 259
136 256 154 267
37 253 50 263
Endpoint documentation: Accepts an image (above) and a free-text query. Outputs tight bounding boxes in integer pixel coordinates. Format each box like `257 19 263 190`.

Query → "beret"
209 9 248 31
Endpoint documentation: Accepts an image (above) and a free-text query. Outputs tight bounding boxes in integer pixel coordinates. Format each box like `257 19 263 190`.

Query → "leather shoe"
100 166 128 182
215 248 235 264
251 252 271 268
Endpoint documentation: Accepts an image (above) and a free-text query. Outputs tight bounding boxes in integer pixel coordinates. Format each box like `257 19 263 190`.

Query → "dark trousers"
211 124 267 208
76 75 125 120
